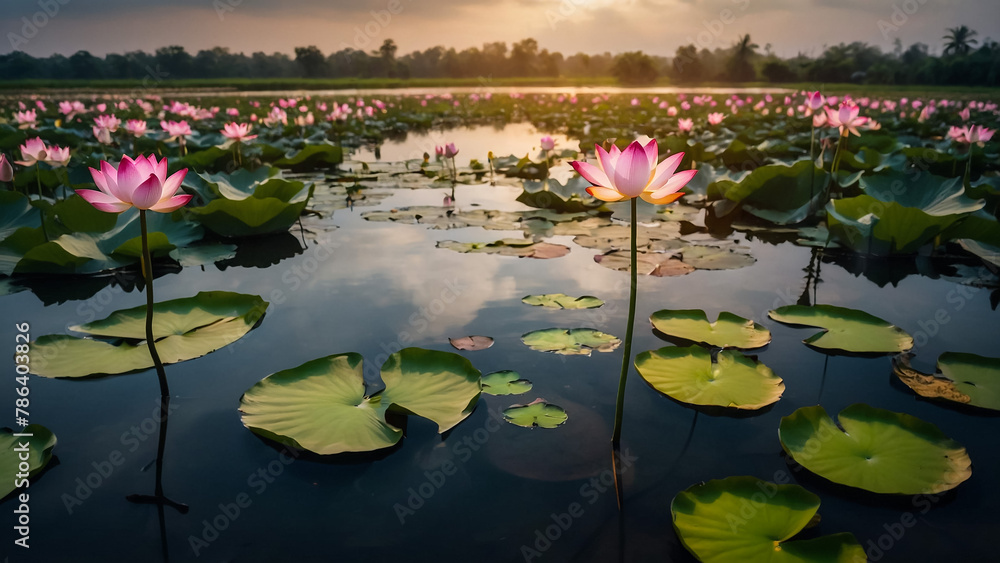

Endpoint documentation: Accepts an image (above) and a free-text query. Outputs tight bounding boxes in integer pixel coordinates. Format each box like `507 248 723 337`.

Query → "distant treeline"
1 26 997 86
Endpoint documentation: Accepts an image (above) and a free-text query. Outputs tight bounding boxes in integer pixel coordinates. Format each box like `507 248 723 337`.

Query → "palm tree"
728 34 759 82
943 25 979 56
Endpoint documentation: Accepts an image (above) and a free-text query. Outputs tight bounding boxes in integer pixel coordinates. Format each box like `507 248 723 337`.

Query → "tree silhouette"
943 25 979 56
727 34 759 82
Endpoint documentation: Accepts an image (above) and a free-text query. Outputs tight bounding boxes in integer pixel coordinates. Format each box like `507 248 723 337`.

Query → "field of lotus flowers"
1 87 998 562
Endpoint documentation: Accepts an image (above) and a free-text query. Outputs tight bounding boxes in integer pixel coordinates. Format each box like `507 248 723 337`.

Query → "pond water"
6 122 998 563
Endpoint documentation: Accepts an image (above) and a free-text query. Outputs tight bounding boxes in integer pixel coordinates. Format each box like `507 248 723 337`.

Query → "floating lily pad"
679 245 756 270
28 291 267 378
186 182 314 238
893 353 1000 411
482 371 533 396
826 194 965 255
521 293 604 309
503 399 568 428
650 310 771 349
720 160 831 225
0 425 57 499
437 239 570 259
240 348 481 454
449 335 495 351
767 304 913 354
635 346 783 410
779 404 972 494
594 250 695 276
671 476 865 563
168 243 238 267
521 328 621 356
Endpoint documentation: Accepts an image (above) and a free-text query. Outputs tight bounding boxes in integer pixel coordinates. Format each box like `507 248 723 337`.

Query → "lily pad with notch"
502 399 568 428
481 371 532 396
636 346 783 410
768 304 912 354
240 348 481 455
521 293 604 310
521 328 621 356
779 404 972 495
892 352 1000 411
671 475 865 563
650 309 770 349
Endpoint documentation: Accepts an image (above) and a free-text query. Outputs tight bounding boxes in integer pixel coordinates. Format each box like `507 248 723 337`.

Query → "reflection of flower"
77 154 191 213
570 139 696 204
0 153 13 182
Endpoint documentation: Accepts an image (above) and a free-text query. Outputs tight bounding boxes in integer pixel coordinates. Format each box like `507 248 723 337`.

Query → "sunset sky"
2 0 997 59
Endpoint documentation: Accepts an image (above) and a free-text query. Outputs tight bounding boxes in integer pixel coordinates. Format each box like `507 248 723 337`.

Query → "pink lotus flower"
707 112 725 126
124 119 148 137
540 136 555 151
94 114 121 132
570 139 696 204
678 118 694 132
950 124 995 145
15 137 48 166
806 91 825 111
45 145 71 168
824 102 869 137
0 154 13 182
59 100 86 121
813 112 828 128
221 122 257 143
15 109 37 129
77 155 191 213
958 107 971 121
160 120 192 139
443 143 459 158
434 145 444 157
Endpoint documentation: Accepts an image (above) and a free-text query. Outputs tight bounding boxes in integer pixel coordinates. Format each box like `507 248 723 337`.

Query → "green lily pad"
671 476 865 563
521 328 621 356
1 425 57 499
722 160 831 225
273 142 344 170
826 195 964 255
635 346 783 410
779 404 972 494
240 348 481 454
650 310 771 349
437 239 570 259
168 243 238 267
767 304 913 354
186 184 314 238
481 371 533 395
893 352 1000 411
859 171 984 216
521 294 605 309
28 291 267 378
503 399 568 428
0 191 43 240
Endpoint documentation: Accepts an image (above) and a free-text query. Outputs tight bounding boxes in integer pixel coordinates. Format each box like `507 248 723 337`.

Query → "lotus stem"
140 209 170 398
612 198 638 447
808 124 817 212
828 134 846 196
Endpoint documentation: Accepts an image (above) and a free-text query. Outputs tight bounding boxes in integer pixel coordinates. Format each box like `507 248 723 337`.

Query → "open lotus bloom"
16 137 48 166
570 139 696 204
45 145 71 168
221 122 257 142
824 102 869 137
124 119 148 137
161 120 192 139
77 154 191 213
